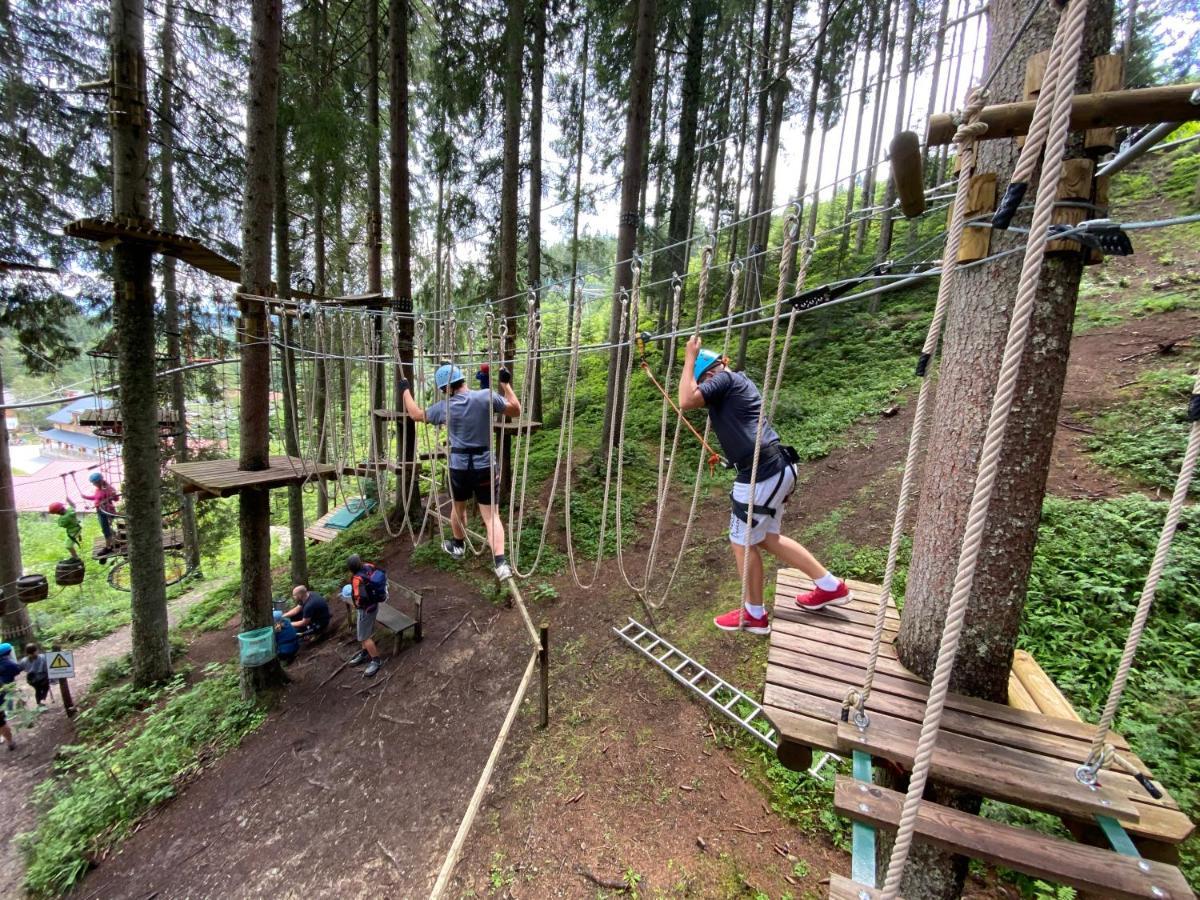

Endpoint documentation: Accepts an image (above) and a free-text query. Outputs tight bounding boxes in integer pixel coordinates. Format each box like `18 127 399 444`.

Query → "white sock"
815 572 841 592
744 602 766 619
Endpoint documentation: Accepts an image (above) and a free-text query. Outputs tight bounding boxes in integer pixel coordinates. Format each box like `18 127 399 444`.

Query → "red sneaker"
795 580 852 611
714 607 771 635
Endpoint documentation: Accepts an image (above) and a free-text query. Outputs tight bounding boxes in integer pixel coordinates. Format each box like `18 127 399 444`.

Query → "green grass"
19 665 266 899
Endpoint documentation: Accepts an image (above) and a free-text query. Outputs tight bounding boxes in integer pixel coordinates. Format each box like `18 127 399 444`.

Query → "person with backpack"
346 554 387 677
679 335 851 636
48 500 82 559
0 643 21 751
23 643 51 705
82 472 120 551
399 363 521 580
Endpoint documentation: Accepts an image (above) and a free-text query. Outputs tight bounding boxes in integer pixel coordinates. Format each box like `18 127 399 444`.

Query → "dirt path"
0 577 232 898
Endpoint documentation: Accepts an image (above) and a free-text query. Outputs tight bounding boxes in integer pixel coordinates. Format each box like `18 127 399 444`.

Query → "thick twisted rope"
880 0 1092 893
1081 365 1200 774
847 89 989 721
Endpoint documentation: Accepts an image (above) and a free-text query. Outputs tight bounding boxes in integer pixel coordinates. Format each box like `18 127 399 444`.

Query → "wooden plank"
828 874 886 899
1086 54 1126 153
1012 649 1082 722
374 602 415 634
834 777 1194 900
835 718 1139 824
1047 158 1095 253
778 570 890 601
1016 50 1051 150
774 601 901 632
170 456 337 497
958 173 997 262
1007 671 1040 713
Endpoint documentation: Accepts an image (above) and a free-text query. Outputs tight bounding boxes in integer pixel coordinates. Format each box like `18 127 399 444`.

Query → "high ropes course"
52 9 1200 892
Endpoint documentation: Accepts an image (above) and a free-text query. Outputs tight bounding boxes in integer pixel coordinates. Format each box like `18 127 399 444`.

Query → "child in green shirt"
48 501 82 559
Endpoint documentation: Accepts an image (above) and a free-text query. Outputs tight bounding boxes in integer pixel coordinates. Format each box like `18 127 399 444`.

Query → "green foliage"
20 666 265 898
301 518 385 597
1085 367 1199 494
176 580 240 633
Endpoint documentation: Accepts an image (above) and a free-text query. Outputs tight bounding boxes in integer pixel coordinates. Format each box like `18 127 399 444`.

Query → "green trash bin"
238 626 277 667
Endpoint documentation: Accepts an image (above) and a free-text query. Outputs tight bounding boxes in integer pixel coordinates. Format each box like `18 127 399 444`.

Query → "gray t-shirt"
697 370 784 481
425 389 508 469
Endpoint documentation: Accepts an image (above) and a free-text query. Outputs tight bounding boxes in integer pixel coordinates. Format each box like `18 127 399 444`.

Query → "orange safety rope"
638 359 723 476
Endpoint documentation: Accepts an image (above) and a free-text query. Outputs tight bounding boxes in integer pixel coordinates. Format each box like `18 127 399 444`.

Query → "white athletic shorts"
729 463 797 547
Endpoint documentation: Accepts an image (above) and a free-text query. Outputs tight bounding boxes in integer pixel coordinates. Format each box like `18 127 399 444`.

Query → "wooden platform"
169 456 337 497
79 407 180 429
764 570 1193 846
372 408 408 420
92 527 183 558
304 498 377 543
65 217 242 282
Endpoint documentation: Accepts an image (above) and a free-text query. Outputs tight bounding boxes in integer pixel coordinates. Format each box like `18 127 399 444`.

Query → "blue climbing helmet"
341 584 353 600
693 349 722 382
0 642 12 657
435 363 465 392
272 610 283 622
88 472 103 485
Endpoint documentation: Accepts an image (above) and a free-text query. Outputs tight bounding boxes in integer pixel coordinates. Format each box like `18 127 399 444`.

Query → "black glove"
498 368 512 385
398 377 411 395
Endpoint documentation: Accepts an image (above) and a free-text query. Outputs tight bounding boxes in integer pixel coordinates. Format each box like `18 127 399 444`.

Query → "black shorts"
449 467 500 505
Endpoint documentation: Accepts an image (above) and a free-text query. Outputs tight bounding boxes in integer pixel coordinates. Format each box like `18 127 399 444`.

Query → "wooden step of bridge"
764 570 1193 847
833 776 1195 900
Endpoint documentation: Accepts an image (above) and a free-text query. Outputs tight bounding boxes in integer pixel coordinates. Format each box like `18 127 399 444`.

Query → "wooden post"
538 623 549 729
1088 174 1111 264
1047 158 1095 254
890 131 926 218
58 678 76 718
1016 50 1050 149
1085 54 1125 154
956 173 997 262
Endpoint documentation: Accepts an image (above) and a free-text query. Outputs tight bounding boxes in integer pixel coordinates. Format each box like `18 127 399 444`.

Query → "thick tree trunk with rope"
112 0 172 689
365 0 386 460
389 0 421 523
159 0 201 577
600 0 658 449
238 0 287 698
528 0 545 421
275 124 307 588
890 0 1111 894
0 360 32 644
499 0 524 369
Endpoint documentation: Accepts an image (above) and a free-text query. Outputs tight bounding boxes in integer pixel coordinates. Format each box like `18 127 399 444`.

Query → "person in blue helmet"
82 471 120 551
272 611 300 664
0 643 21 751
400 362 521 580
679 335 850 636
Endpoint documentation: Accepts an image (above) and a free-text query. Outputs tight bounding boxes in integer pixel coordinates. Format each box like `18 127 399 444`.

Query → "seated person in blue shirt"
273 611 300 664
285 585 331 638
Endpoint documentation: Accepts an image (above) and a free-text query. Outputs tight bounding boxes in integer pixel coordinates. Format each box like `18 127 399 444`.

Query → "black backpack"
353 562 388 608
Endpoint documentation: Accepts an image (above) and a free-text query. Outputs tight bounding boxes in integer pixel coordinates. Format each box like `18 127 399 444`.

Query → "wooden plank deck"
92 527 183 558
169 456 337 497
765 570 1193 845
78 407 180 428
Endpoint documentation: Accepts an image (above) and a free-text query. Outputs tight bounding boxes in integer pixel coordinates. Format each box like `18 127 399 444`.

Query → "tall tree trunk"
366 0 386 460
735 0 775 370
159 0 200 576
389 0 420 521
652 54 672 334
794 0 829 254
566 18 590 346
528 0 546 420
655 0 708 340
839 4 879 260
0 360 31 644
856 0 895 252
499 0 524 369
600 0 659 448
876 0 919 260
707 52 735 270
112 0 171 689
238 0 286 697
892 0 1111 893
724 8 754 274
921 0 952 187
275 123 307 588
312 164 329 516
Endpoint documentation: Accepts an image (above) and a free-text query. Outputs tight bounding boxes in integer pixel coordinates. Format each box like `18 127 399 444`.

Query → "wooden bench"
344 579 423 655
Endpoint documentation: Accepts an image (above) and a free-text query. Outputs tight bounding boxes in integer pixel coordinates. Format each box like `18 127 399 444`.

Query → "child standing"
82 472 120 550
23 644 51 706
0 643 21 751
49 500 82 559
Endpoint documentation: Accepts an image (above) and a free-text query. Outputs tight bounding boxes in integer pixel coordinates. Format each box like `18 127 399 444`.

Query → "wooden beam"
957 173 996 262
926 83 1200 146
1017 50 1051 150
1086 54 1126 154
890 131 926 218
833 777 1195 900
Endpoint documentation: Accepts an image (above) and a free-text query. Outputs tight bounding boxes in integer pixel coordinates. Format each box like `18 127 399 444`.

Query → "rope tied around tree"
879 0 1094 892
846 85 989 725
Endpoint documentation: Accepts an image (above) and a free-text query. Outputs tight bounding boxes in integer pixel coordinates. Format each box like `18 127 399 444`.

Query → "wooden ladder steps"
833 776 1195 900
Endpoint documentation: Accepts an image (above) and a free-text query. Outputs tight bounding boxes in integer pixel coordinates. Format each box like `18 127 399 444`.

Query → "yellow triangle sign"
49 653 71 669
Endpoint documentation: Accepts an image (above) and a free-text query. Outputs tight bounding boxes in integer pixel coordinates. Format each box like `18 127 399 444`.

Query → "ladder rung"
672 659 690 674
704 683 721 697
742 709 759 725
723 695 740 710
688 671 706 685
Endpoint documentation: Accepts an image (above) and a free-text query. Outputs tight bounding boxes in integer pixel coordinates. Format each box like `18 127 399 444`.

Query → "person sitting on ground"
0 643 22 751
346 554 387 677
284 585 331 638
273 611 300 665
679 335 851 636
82 472 120 551
23 643 50 706
49 500 82 559
399 363 521 580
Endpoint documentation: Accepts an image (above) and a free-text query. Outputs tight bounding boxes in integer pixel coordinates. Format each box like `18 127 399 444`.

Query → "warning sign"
48 650 75 680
